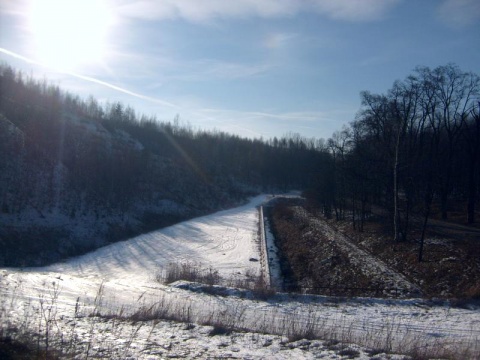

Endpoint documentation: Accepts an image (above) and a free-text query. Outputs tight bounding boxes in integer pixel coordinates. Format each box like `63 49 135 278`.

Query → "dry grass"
337 217 480 299
1 278 479 359
156 261 221 286
270 199 480 299
268 203 400 296
156 262 276 300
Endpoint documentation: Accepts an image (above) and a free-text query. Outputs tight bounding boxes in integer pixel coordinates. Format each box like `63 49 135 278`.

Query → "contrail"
0 47 213 180
0 47 179 109
0 48 37 65
0 47 265 137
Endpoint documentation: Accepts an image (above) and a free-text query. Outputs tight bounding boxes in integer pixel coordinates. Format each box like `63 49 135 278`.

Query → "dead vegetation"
156 262 276 300
268 199 480 299
336 217 480 300
268 203 374 295
3 278 478 360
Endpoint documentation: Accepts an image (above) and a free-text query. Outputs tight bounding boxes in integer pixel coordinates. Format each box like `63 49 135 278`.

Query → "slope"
1 195 479 359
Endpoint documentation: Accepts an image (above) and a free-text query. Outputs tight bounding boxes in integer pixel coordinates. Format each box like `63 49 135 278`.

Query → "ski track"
1 194 480 358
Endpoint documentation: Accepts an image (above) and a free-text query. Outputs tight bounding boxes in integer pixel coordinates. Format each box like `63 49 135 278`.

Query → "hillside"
2 196 479 359
0 64 327 266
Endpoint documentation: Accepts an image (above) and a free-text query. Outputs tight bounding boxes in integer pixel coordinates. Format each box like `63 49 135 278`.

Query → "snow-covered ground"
1 195 480 359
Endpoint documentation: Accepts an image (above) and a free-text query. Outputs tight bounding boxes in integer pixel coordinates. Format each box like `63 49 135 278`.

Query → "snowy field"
1 195 480 359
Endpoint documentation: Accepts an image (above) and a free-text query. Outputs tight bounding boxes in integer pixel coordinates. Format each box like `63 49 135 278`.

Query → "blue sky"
1 0 479 140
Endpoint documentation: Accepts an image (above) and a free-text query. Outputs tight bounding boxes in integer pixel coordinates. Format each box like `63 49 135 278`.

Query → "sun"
28 0 113 71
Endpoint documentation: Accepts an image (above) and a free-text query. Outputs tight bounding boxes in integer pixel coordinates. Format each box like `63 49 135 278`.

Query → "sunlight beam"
27 0 113 71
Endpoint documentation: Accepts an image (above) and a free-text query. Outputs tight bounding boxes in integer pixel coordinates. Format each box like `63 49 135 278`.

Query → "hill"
0 64 326 266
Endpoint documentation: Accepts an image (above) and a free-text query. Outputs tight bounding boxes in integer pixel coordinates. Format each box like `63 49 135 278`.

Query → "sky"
1 0 479 140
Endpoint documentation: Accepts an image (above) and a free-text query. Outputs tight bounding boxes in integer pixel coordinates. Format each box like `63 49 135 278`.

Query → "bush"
157 263 276 300
157 262 220 286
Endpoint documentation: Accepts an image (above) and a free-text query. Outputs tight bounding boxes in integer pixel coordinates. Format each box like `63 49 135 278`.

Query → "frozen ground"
1 195 480 359
293 206 422 297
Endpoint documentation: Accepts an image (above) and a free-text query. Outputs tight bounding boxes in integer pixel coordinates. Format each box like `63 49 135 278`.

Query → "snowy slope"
46 195 267 284
1 194 480 359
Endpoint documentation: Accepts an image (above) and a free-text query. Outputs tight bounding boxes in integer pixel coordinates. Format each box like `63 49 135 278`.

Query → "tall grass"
1 275 479 359
156 262 275 299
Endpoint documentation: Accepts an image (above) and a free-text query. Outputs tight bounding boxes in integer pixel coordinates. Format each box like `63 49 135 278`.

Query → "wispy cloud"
0 0 27 16
196 108 352 138
0 47 338 138
437 0 480 28
309 0 400 22
122 56 273 83
176 59 273 81
116 0 400 23
116 0 298 23
263 33 297 49
0 47 180 109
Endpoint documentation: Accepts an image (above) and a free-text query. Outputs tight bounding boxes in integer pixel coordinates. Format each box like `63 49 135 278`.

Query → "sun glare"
28 0 113 70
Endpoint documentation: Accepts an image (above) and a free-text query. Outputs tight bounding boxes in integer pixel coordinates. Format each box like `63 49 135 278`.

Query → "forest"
309 64 480 259
0 63 327 266
0 63 479 266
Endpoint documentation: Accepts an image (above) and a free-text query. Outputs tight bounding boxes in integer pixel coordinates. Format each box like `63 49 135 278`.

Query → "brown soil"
268 199 480 299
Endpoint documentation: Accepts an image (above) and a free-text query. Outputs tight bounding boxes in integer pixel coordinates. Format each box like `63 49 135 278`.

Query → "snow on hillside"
1 195 480 359
46 194 266 282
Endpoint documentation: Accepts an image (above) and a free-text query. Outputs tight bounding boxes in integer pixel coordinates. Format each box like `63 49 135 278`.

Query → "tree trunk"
467 158 477 224
419 190 433 262
440 189 448 220
352 195 356 230
393 129 401 242
360 195 366 232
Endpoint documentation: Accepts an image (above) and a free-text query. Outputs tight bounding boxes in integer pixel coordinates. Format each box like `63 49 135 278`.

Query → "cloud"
193 59 272 80
308 0 400 22
437 0 480 27
196 108 352 138
0 47 180 110
115 0 400 23
116 0 298 22
0 0 25 16
144 58 273 83
264 33 297 49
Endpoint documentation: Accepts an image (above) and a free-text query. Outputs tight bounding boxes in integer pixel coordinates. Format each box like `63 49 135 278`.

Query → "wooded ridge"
1 63 478 266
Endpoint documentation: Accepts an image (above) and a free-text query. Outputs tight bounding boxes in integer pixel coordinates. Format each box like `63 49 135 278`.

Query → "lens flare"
28 0 113 70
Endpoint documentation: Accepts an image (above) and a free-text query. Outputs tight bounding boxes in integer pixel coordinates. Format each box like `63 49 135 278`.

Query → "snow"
1 194 480 359
264 214 284 289
46 194 266 283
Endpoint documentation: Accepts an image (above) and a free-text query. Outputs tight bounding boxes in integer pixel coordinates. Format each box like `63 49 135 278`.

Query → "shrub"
157 262 220 285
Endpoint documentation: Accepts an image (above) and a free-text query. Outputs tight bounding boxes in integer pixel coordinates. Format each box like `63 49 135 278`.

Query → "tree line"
311 64 479 261
0 63 328 265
